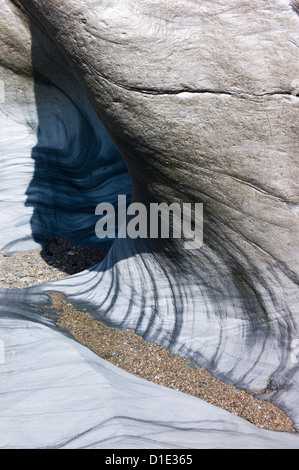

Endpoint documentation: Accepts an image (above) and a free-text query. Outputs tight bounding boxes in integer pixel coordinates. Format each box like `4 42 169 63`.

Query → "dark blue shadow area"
25 20 131 250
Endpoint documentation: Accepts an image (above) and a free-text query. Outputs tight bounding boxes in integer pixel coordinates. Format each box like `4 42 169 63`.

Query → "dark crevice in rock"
88 63 298 99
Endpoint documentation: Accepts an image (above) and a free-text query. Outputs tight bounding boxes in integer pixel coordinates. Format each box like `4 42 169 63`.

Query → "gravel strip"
0 237 296 433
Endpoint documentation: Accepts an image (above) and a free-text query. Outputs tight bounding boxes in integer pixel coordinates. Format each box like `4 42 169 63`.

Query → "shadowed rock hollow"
0 0 299 449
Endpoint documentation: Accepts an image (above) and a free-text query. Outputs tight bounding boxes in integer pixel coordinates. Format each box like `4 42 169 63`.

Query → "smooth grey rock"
0 0 298 449
1 313 299 449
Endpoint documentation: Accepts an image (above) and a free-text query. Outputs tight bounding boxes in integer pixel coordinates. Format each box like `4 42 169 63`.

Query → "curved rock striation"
0 0 299 448
0 0 131 251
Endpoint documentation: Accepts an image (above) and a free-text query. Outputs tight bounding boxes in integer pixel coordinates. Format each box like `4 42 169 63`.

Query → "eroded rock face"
0 0 299 448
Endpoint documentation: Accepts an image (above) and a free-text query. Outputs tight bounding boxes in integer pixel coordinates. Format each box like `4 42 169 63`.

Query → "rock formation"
0 0 298 448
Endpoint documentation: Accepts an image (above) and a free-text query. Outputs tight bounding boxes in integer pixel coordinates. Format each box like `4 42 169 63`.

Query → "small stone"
16 272 26 278
67 251 76 256
21 277 34 284
36 271 44 276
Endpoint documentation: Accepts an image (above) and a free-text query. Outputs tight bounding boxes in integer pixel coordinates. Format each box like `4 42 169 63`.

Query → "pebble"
21 277 34 284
